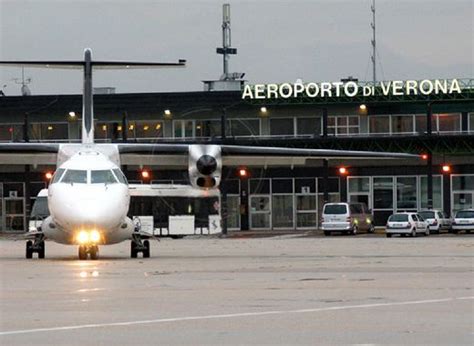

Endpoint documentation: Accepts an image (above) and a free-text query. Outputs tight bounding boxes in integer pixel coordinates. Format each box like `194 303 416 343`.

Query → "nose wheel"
78 245 99 260
131 235 150 258
26 234 45 259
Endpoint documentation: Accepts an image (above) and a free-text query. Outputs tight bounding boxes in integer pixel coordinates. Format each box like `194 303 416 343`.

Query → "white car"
385 212 429 237
418 210 452 234
451 209 474 234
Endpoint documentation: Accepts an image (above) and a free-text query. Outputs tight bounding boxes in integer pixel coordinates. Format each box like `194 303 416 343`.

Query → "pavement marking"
1 296 473 336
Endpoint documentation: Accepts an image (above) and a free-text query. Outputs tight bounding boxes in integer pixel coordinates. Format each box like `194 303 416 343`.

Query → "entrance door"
3 198 25 232
250 195 271 229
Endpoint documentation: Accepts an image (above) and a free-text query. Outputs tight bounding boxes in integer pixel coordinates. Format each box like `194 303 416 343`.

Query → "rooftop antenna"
370 0 376 85
216 4 237 80
13 67 32 96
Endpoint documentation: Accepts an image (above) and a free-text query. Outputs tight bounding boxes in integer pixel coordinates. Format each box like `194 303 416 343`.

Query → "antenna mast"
216 4 237 79
370 0 376 84
13 67 32 96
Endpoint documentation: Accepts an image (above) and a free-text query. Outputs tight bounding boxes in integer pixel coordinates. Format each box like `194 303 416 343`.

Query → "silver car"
321 202 374 236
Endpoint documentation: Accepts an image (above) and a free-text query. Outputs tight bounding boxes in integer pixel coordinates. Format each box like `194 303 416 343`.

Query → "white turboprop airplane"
0 49 419 260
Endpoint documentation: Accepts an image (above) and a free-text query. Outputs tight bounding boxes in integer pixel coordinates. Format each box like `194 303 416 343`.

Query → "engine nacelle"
188 145 222 189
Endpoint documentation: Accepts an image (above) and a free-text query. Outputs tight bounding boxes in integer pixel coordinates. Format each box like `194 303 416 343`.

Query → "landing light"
45 172 53 180
90 230 101 243
141 170 150 179
68 111 76 118
442 165 451 173
359 104 367 111
77 231 89 244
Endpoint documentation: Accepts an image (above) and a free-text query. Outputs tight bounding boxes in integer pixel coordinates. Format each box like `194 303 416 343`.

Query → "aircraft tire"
38 242 45 259
90 246 99 260
26 241 33 259
351 226 358 236
78 245 87 260
131 242 138 258
143 240 150 258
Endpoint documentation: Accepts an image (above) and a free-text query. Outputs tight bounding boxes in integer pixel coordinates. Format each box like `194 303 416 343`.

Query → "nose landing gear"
26 234 45 259
78 244 99 260
131 234 150 258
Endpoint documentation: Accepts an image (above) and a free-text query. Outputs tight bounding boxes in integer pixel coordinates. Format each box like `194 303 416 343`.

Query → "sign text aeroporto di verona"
241 79 462 99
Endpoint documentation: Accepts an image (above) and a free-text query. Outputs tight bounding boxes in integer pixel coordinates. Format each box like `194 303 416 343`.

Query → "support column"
221 108 227 141
443 173 451 217
426 103 434 211
322 107 328 137
240 179 249 230
427 151 433 209
322 159 329 205
340 174 347 203
23 113 31 230
220 187 228 235
426 103 432 135
122 111 128 142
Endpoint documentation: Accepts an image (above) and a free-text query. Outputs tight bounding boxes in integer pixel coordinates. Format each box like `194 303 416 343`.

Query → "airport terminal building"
0 79 473 232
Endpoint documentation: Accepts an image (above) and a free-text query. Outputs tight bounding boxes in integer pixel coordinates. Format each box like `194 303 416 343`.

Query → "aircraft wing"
116 143 420 167
0 143 60 165
0 60 186 70
117 143 419 159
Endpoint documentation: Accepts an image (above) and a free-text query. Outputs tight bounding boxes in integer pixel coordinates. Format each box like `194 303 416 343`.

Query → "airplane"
0 48 420 260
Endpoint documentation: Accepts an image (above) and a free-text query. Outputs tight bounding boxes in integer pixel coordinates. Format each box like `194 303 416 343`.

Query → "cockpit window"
112 169 128 185
61 169 88 184
51 168 65 184
91 170 118 184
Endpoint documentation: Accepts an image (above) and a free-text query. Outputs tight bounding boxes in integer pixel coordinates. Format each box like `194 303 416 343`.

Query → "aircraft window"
91 170 118 184
51 168 66 184
113 169 128 185
61 169 88 184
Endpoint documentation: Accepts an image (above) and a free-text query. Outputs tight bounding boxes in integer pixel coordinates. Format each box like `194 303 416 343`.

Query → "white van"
321 202 374 236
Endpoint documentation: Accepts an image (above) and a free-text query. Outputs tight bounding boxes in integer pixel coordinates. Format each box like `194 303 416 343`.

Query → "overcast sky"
0 0 472 95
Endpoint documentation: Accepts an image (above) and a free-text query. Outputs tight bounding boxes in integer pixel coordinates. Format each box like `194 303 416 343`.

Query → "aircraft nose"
74 198 123 229
49 185 129 231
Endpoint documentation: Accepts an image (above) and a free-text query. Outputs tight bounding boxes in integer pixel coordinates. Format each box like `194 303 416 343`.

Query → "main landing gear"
131 233 150 258
26 234 45 259
78 244 99 260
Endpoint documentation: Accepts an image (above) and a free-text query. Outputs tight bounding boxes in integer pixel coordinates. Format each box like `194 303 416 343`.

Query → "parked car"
385 212 429 237
418 210 452 234
321 202 374 236
451 209 474 234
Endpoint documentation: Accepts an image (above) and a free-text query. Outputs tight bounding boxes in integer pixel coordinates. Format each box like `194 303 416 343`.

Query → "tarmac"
0 233 473 345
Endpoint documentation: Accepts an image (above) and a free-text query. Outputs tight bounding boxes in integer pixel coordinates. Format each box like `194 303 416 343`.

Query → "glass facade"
391 115 414 134
270 118 294 136
328 116 359 135
369 116 390 134
296 117 322 136
228 119 260 137
0 124 23 141
452 175 474 212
